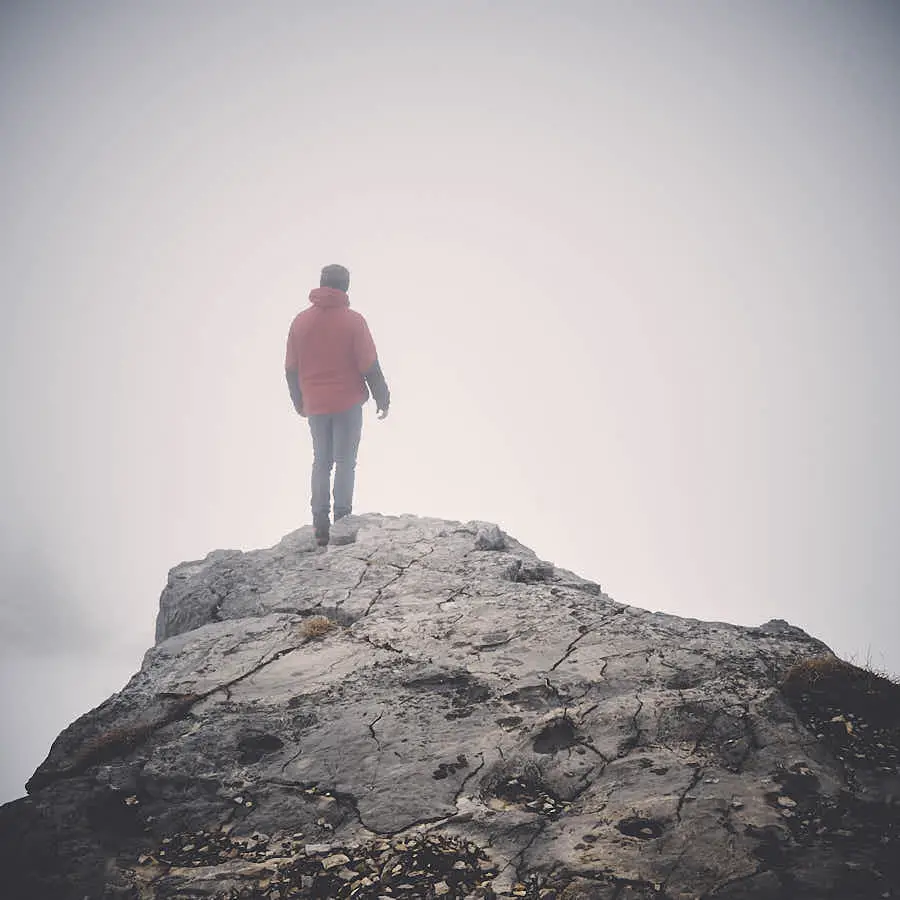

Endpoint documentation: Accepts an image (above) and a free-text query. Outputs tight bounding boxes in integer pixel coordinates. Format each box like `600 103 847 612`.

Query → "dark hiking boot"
313 513 330 547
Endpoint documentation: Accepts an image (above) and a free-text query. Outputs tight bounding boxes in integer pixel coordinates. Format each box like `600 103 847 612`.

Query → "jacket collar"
309 287 350 308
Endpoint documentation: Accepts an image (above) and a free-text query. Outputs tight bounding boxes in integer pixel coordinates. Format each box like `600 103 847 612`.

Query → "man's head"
320 264 350 292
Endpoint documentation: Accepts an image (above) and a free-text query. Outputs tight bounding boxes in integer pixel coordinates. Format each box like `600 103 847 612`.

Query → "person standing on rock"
285 264 390 547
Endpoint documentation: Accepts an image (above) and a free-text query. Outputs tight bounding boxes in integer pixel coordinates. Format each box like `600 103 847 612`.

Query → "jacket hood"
309 287 350 308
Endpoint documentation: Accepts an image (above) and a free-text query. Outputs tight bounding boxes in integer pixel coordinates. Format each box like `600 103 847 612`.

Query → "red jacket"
284 287 379 416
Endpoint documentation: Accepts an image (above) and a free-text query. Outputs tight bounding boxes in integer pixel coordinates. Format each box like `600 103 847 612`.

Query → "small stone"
322 853 350 870
777 796 797 808
435 882 450 896
124 795 139 806
305 843 333 854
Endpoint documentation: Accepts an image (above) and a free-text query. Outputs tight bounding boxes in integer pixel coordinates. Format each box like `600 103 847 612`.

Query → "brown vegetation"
781 654 900 727
300 615 335 640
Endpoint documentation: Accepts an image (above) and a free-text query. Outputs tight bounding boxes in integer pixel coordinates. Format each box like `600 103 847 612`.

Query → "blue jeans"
308 403 363 520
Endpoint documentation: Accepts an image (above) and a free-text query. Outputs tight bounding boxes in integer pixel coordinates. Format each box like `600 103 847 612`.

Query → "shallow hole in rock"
237 733 285 764
533 718 580 754
486 769 568 817
502 684 563 711
775 763 822 801
617 816 665 840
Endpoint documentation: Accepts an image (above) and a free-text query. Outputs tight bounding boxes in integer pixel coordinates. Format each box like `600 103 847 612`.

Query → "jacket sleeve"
285 321 303 413
352 315 378 375
364 359 390 412
285 369 304 414
353 315 389 411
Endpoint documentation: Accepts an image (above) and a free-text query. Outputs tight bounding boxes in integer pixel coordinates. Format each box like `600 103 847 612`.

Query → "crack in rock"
363 545 436 617
675 764 706 822
452 751 486 807
549 625 591 672
617 692 645 757
367 711 384 751
340 557 374 606
358 634 403 655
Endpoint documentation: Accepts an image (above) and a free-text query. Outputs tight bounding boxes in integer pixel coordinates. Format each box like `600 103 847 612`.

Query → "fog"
2 0 898 803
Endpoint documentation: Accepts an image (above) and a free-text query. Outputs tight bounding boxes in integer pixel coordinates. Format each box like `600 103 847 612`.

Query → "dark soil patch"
780 655 900 779
768 660 900 897
747 760 900 898
503 684 564 711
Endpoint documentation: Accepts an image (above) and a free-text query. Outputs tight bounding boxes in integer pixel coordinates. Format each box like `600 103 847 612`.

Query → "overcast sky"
2 1 898 804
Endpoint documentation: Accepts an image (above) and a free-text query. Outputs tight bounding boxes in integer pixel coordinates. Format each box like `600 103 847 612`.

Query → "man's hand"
377 406 388 420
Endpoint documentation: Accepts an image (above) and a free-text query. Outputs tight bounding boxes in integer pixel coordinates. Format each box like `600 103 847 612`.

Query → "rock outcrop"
2 514 898 900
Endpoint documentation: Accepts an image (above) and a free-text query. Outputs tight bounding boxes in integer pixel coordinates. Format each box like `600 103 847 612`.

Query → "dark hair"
320 264 350 292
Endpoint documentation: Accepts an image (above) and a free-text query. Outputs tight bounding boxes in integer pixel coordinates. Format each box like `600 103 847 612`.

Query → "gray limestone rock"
2 513 898 900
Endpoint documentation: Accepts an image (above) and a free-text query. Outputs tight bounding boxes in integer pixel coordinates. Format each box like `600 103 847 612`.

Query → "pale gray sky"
2 1 898 803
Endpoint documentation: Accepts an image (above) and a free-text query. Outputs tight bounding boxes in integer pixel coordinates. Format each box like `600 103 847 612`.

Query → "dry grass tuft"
300 615 335 640
781 654 900 728
782 655 855 688
782 654 895 690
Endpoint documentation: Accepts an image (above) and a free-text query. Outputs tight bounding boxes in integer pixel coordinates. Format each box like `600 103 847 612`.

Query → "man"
285 264 390 547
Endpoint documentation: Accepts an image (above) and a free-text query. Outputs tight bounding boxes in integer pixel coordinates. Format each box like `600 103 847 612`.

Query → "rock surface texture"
2 514 898 900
